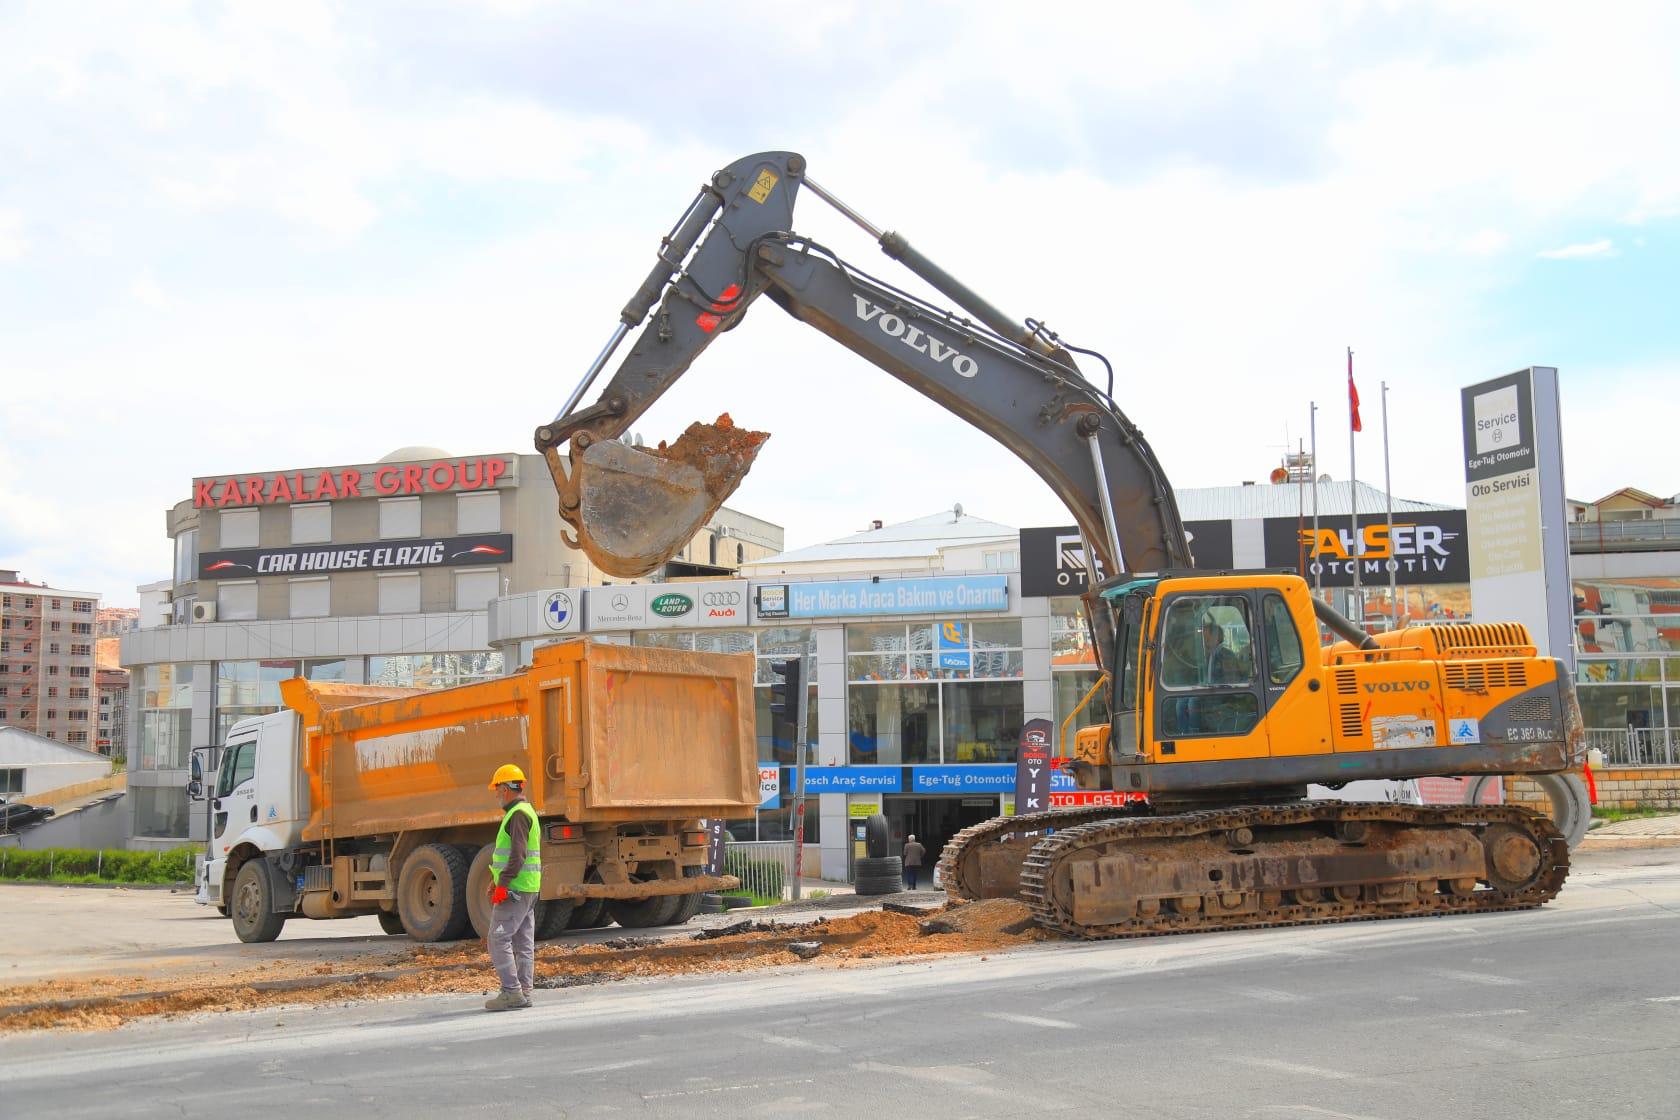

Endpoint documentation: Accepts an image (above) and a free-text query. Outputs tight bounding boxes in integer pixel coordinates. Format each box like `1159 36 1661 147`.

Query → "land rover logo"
650 593 694 617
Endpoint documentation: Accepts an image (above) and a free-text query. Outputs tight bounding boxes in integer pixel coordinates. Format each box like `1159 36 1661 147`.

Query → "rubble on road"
0 902 1048 1035
919 898 1037 938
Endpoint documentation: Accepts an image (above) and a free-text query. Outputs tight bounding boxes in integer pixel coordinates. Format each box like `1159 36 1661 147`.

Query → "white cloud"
0 210 24 260
1 2 1677 601
1536 239 1616 259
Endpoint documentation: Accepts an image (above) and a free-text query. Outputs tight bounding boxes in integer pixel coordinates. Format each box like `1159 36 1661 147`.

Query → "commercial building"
118 445 782 847
0 724 112 802
1566 486 1680 765
96 668 129 760
487 481 1472 879
0 571 101 749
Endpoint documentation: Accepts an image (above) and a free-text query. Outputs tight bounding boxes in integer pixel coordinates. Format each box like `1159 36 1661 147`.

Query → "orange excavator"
534 151 1583 938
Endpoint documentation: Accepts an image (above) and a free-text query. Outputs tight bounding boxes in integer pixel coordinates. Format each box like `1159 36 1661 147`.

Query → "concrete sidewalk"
1584 812 1680 841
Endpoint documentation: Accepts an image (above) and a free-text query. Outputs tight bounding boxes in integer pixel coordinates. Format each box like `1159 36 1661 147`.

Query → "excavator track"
938 805 1144 901
1013 802 1568 940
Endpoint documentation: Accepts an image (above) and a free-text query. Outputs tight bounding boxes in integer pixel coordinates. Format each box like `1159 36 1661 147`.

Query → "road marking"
751 1032 841 1053
1230 986 1308 1003
1042 993 1095 1013
1647 995 1680 1003
568 1057 655 1075
643 1077 815 1100
1257 1105 1391 1120
983 1011 1078 1029
1425 968 1522 987
1225 1057 1353 1081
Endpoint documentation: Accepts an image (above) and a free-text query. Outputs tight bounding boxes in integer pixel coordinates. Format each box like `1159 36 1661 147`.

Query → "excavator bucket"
549 416 769 579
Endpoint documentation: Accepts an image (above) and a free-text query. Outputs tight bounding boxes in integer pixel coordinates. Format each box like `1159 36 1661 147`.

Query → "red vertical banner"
1348 350 1363 433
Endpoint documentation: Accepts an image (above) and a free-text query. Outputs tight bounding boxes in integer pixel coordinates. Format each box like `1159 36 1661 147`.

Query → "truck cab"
197 711 307 913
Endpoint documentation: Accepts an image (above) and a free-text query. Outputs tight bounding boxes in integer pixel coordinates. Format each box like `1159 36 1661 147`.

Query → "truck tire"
397 843 472 942
566 897 611 930
535 900 577 940
465 843 497 941
854 855 904 896
230 860 287 944
608 878 684 929
864 813 892 859
377 910 406 936
667 867 707 925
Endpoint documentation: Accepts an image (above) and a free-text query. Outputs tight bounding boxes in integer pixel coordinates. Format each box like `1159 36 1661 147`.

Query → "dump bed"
281 639 757 840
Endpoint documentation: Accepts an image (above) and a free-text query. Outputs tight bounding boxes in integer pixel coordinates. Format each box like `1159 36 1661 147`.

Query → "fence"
1586 727 1678 766
722 840 798 902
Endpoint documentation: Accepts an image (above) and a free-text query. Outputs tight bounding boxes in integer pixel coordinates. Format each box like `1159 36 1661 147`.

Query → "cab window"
1261 594 1304 687
216 740 256 797
1157 595 1259 738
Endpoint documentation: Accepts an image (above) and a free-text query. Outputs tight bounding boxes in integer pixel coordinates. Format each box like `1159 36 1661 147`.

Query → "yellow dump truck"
195 639 755 943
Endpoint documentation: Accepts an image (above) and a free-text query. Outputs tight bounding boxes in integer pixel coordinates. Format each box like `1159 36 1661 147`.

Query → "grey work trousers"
488 890 537 993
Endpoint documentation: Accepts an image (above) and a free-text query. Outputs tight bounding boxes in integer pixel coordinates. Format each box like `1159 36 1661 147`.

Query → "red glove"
490 885 509 905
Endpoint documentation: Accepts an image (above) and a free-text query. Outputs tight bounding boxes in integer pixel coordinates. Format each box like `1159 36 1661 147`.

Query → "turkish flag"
1347 350 1362 433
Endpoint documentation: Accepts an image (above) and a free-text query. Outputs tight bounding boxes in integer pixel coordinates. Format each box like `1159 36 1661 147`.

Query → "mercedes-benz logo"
611 592 630 611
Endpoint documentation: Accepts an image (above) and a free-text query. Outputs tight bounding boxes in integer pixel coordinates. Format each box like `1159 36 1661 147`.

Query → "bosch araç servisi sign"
198 534 513 580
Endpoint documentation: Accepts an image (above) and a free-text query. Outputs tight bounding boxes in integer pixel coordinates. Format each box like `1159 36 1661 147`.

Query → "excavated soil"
0 903 1050 1034
652 413 769 490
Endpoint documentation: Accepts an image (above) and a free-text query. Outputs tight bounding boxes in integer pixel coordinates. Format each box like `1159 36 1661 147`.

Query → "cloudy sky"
3 2 1676 604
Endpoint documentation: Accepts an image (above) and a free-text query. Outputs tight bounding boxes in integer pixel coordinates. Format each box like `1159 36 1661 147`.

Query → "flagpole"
1382 380 1396 628
1349 347 1360 625
1310 402 1320 601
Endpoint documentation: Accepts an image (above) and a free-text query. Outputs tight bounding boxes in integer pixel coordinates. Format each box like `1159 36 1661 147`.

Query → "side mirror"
187 778 204 801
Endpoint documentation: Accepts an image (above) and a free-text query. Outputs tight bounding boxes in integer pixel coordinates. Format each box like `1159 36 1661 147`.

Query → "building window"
174 528 199 584
290 503 331 545
51 598 61 609
71 622 92 635
68 730 87 744
137 664 195 771
377 572 421 615
217 581 258 621
304 658 348 682
367 652 502 689
846 620 1025 764
215 659 300 742
132 785 189 839
454 568 500 612
983 549 1019 571
72 600 92 614
457 492 500 535
71 687 88 699
71 643 90 656
1573 576 1680 765
379 497 421 540
220 508 259 549
70 709 88 721
0 768 22 794
288 577 330 619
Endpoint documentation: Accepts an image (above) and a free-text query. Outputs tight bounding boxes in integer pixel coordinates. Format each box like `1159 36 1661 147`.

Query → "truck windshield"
216 740 256 798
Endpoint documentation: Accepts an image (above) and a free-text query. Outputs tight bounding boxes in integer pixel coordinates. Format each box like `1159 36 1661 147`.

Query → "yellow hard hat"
489 763 527 789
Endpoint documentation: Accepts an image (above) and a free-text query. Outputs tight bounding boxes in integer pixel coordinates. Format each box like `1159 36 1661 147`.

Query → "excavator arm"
535 150 1192 607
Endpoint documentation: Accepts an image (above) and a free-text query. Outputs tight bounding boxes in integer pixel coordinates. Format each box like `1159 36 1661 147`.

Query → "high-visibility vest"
492 802 542 893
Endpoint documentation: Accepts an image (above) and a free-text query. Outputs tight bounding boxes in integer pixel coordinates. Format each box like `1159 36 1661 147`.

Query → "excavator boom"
535 151 1190 596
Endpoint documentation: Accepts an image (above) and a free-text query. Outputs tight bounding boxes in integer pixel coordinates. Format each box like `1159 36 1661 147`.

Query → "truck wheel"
535 900 578 940
465 844 496 940
377 910 406 936
230 860 287 944
608 878 683 929
667 866 707 925
397 843 472 942
566 897 611 930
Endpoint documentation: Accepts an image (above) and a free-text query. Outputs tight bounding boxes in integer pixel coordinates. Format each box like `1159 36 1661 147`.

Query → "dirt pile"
0 904 1050 1034
652 413 769 491
918 898 1037 938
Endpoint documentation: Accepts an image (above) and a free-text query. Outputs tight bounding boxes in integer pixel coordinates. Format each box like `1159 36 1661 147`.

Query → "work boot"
484 989 526 1012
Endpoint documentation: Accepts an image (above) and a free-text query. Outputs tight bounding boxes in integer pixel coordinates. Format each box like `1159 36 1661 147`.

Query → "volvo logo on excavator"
1364 680 1430 693
853 295 980 378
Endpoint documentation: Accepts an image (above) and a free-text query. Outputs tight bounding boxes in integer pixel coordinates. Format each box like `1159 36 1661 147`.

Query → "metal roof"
742 510 1017 568
1176 481 1450 521
0 726 110 765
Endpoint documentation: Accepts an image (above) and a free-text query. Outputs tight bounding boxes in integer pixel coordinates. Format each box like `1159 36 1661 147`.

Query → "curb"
0 881 191 891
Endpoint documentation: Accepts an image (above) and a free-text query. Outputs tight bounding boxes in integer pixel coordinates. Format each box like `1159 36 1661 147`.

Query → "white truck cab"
195 711 308 912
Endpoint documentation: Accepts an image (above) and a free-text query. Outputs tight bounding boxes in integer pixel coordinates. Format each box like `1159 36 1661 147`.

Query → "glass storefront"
1573 577 1680 764
366 651 503 689
133 784 190 839
847 620 1024 764
137 663 194 770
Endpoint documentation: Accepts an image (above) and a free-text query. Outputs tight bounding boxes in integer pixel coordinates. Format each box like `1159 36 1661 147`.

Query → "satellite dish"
953 502 964 519
1318 474 1332 483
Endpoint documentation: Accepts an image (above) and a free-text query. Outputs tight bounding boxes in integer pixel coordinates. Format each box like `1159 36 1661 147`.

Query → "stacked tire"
854 855 904 896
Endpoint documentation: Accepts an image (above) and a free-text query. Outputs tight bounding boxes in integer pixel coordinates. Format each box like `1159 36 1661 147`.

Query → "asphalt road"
4 848 1678 1119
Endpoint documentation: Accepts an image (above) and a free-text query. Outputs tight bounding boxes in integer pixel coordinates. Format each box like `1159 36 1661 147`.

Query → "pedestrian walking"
484 763 542 1011
902 834 926 890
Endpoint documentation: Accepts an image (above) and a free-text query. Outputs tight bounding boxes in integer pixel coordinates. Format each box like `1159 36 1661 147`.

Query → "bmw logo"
544 591 573 631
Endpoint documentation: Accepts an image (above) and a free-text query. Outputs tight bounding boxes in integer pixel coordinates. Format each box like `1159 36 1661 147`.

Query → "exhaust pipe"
1313 598 1378 651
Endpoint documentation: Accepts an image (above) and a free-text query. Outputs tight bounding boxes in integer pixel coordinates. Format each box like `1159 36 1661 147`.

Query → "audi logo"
702 591 741 607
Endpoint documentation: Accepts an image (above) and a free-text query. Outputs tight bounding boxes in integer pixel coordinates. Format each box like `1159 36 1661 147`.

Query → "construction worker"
484 763 542 1011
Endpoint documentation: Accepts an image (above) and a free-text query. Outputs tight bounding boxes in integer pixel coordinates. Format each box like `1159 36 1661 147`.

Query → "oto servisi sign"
584 580 748 630
198 533 513 580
